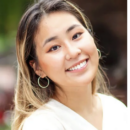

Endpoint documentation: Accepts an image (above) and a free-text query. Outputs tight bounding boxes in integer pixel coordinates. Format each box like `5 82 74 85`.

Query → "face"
33 11 99 92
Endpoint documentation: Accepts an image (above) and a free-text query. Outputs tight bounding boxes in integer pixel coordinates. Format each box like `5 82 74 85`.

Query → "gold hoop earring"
97 49 101 59
38 77 50 88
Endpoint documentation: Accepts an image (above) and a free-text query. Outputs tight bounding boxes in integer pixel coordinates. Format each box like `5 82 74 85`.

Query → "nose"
65 44 81 60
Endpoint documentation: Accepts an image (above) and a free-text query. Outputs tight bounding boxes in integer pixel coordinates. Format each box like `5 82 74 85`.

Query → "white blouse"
23 93 128 130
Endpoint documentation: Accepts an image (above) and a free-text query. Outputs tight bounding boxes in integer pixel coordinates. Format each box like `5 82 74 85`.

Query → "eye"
72 33 82 40
49 45 60 52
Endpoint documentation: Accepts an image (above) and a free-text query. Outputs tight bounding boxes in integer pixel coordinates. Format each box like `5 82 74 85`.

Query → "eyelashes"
48 32 83 52
72 32 82 40
49 45 60 52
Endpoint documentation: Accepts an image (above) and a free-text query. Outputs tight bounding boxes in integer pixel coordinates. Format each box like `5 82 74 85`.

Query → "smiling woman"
11 0 128 130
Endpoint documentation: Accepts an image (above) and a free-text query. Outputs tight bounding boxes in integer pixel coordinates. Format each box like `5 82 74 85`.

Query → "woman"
12 0 127 130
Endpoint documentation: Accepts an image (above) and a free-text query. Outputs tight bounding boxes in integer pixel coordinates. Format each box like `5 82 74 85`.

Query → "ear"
29 60 47 78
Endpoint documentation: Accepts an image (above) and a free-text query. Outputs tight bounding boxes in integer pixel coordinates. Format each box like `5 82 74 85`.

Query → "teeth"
68 60 87 71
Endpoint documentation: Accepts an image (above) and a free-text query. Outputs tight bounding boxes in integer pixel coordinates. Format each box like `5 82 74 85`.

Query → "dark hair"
16 0 94 102
13 1 108 130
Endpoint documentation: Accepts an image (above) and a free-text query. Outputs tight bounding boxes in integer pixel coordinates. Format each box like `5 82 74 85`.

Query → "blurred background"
0 0 127 129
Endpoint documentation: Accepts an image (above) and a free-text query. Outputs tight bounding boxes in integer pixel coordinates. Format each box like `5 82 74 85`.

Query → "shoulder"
22 105 64 130
97 93 128 129
97 93 127 110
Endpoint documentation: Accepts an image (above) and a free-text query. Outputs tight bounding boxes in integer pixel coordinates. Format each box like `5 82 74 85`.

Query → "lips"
66 59 89 71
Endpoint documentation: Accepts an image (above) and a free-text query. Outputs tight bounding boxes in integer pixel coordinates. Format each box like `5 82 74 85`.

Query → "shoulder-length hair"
12 0 109 130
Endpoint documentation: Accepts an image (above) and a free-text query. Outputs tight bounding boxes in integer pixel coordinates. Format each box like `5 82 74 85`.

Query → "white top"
23 93 128 130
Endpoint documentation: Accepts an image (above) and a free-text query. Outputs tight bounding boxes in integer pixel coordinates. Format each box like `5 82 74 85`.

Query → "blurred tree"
0 0 32 53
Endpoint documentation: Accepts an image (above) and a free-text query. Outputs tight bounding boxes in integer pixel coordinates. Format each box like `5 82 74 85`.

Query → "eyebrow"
43 24 80 47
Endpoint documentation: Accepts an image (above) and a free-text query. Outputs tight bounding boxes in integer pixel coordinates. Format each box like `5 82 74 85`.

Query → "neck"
53 83 98 115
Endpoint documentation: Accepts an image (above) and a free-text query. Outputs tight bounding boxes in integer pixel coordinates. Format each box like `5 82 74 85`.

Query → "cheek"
39 53 64 74
81 35 97 57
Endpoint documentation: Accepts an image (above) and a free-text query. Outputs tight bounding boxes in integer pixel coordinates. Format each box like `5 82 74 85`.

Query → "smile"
66 59 89 72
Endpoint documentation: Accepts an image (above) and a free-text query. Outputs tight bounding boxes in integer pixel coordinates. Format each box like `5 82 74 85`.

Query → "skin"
30 11 103 130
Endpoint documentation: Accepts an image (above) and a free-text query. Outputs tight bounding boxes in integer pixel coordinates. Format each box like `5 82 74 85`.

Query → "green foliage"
0 124 11 130
0 0 33 53
0 31 16 53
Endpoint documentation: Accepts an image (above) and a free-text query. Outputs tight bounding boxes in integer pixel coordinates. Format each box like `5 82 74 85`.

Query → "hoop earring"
97 49 101 59
38 77 50 88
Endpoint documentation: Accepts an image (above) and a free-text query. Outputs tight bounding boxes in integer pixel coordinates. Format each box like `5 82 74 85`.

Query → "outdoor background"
0 0 127 130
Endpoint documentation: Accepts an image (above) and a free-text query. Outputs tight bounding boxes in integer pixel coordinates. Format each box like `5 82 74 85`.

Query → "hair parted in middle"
12 0 109 130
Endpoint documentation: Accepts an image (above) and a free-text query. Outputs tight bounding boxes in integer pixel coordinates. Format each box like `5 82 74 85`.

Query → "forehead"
37 11 82 35
34 11 84 46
